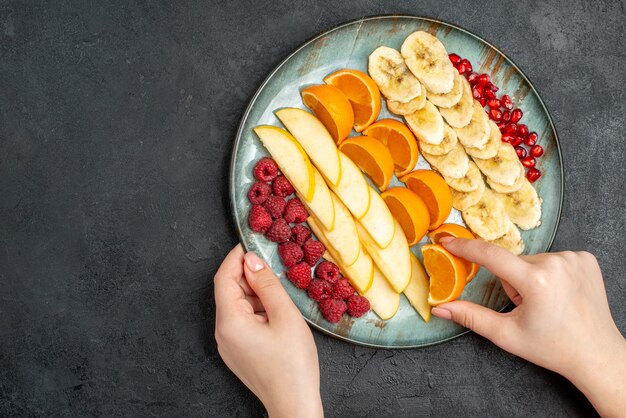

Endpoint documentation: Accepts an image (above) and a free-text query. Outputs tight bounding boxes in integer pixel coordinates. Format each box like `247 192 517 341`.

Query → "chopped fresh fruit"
358 187 396 249
421 244 467 305
272 175 295 197
339 136 395 191
263 195 287 219
247 181 272 205
510 108 523 123
346 295 370 317
287 263 312 289
363 119 419 177
521 156 536 168
324 69 381 132
319 298 347 323
530 144 544 157
362 266 400 320
329 152 371 219
315 260 342 284
400 170 452 230
248 204 272 233
524 132 538 146
253 157 279 182
301 84 354 143
283 197 307 223
403 254 431 322
302 238 325 266
526 167 541 182
427 223 480 282
307 279 333 302
332 279 355 300
515 146 527 159
295 168 335 231
278 241 304 268
381 187 430 246
265 218 292 243
291 224 312 246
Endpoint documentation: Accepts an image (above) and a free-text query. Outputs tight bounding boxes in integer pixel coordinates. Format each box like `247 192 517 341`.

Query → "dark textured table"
1 1 625 416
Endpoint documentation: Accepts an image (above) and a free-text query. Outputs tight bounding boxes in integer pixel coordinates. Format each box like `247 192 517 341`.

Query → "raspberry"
283 198 308 223
248 205 272 233
347 295 370 318
319 298 347 323
253 157 279 182
307 279 332 302
272 175 295 197
332 279 355 300
278 242 303 268
315 261 342 284
264 219 291 243
262 195 287 219
286 262 311 289
302 239 325 266
247 181 271 205
290 224 312 246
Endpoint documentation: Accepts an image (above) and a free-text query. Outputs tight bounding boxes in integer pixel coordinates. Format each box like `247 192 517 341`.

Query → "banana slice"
427 71 463 108
444 160 482 192
421 141 470 179
461 188 509 240
404 101 444 145
451 177 485 211
465 120 501 160
486 219 525 255
387 86 427 115
418 124 457 155
500 180 542 230
368 46 423 103
487 164 525 193
439 77 473 128
473 143 522 187
455 100 490 149
401 31 455 94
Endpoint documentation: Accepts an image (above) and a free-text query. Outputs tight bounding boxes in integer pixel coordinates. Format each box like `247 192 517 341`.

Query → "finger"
239 277 256 296
254 312 268 323
245 295 265 313
501 279 523 306
214 245 246 319
432 300 512 345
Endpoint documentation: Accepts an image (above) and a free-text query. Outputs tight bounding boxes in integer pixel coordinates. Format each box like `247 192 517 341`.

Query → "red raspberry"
319 298 347 323
286 262 311 289
302 239 325 266
253 157 279 182
272 175 295 197
307 279 332 302
291 224 312 246
264 219 291 243
247 181 271 205
283 198 308 223
347 295 370 317
332 279 355 300
248 205 272 233
262 195 287 219
278 242 303 268
315 261 342 284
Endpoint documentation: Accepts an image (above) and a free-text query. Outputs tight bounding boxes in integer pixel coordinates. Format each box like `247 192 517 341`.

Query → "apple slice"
309 217 374 294
275 108 342 187
356 220 411 293
253 126 315 201
358 187 395 248
363 266 401 320
296 167 335 231
329 152 371 219
404 254 431 322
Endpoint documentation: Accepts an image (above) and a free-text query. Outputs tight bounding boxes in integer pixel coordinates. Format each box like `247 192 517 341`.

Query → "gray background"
1 0 624 416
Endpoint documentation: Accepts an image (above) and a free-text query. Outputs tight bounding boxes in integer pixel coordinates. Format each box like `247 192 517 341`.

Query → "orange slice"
363 119 419 177
381 187 430 246
421 244 467 305
339 136 395 191
428 223 480 282
399 170 452 230
301 84 354 144
324 69 381 132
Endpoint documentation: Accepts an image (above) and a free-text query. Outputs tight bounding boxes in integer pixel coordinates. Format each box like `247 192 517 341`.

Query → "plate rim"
228 14 564 349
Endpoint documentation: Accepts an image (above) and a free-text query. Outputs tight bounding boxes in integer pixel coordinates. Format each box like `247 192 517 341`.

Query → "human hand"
432 238 626 417
214 245 322 418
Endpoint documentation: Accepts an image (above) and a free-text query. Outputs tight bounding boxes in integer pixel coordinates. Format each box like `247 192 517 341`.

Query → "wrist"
265 391 323 418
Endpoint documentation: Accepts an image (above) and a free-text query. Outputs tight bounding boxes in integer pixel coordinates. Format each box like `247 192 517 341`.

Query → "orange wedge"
381 187 430 246
339 135 395 191
363 119 419 177
428 223 480 283
301 84 354 144
421 244 467 305
399 170 452 230
324 69 381 132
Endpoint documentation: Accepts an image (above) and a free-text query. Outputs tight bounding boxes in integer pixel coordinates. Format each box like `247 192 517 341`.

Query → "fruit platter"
229 16 563 347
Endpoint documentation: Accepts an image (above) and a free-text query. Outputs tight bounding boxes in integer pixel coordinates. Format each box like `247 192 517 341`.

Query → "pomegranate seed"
503 123 517 134
478 74 490 84
501 134 515 143
487 82 499 92
511 136 524 147
467 72 479 84
460 59 472 73
479 97 487 107
521 156 536 168
515 146 527 158
489 108 503 122
530 144 544 157
457 62 467 74
511 108 523 123
501 95 513 109
524 132 538 146
484 89 497 100
472 85 484 99
502 110 511 122
517 124 529 137
487 99 501 108
449 53 461 64
526 167 541 182
497 122 505 130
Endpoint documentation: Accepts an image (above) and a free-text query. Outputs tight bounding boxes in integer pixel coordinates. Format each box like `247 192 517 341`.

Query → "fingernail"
431 307 452 320
244 252 265 272
439 236 455 244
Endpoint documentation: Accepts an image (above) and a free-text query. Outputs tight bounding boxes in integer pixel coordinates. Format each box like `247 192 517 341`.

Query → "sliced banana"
445 160 482 192
387 86 426 115
439 77 473 128
461 188 509 240
427 71 463 108
451 177 485 211
486 219 525 255
401 31 455 94
465 120 501 160
418 124 457 155
500 180 542 230
368 46 423 103
473 143 522 187
404 101 444 145
421 141 470 179
455 100 490 149
487 164 525 193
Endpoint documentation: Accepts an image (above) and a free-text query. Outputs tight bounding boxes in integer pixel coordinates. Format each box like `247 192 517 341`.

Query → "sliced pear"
363 265 401 320
358 187 395 248
403 254 431 322
329 152 371 219
253 125 315 201
296 168 335 231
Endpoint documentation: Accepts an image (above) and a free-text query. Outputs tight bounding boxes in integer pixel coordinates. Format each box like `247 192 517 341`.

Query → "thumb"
432 300 510 345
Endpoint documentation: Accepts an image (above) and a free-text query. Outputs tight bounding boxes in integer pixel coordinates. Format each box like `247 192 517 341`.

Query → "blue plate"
229 16 563 348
